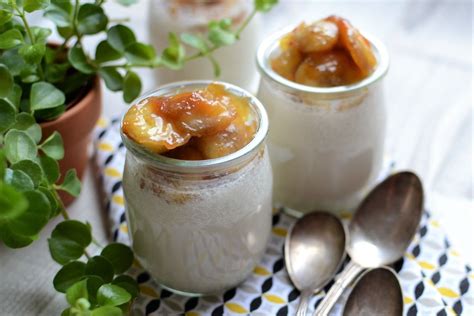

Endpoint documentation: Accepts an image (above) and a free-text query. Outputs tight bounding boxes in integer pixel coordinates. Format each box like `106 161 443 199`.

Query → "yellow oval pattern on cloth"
418 261 436 270
119 223 128 234
185 312 201 316
96 117 108 128
139 285 159 298
253 266 271 276
404 296 414 304
430 220 440 228
112 195 124 205
225 302 248 314
438 287 459 298
263 294 286 304
105 167 122 178
98 142 114 152
272 227 287 237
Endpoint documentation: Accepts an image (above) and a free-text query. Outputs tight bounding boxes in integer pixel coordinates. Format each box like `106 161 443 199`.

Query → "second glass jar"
256 27 389 215
148 0 262 93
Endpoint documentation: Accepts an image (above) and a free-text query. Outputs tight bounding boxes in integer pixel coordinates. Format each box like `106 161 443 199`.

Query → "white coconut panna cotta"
257 15 389 215
120 81 272 295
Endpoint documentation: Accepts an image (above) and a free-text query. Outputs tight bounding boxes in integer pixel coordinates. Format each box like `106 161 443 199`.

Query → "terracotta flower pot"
41 76 102 206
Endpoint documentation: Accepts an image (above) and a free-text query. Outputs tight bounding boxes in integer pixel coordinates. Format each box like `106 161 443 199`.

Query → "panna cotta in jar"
257 16 389 215
121 81 272 295
149 0 262 92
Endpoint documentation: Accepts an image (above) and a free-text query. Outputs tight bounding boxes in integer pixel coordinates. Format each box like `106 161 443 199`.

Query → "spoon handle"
313 261 364 316
296 289 313 316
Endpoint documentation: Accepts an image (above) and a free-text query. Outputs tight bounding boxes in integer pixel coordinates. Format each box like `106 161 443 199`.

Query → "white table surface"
0 0 472 314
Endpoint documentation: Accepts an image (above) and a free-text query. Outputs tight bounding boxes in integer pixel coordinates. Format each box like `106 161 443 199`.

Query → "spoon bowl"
348 171 424 267
285 211 346 316
314 171 424 316
343 267 403 316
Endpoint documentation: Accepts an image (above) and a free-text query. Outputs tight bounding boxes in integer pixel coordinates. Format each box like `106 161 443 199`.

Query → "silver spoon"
314 171 423 315
343 267 403 316
285 211 346 316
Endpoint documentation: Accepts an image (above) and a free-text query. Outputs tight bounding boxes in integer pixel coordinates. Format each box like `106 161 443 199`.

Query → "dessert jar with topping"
256 17 389 215
149 0 262 92
120 81 272 295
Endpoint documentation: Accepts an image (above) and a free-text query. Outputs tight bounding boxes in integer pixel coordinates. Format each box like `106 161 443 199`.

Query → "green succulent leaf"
4 129 37 164
44 6 71 28
66 279 88 306
99 67 122 92
0 182 28 222
0 29 24 49
0 9 13 26
39 154 60 184
40 131 64 160
100 243 134 274
95 40 122 63
0 225 35 248
38 186 59 218
0 99 16 132
85 275 105 304
85 256 114 283
254 0 278 12
107 24 136 52
31 27 52 44
160 33 185 70
97 284 131 306
12 113 41 143
68 44 95 74
2 84 22 110
30 81 66 111
112 275 138 299
56 169 81 197
77 4 108 35
8 190 51 236
0 50 26 77
4 168 34 191
19 43 46 64
49 220 92 264
91 306 122 316
11 159 43 188
122 70 141 103
0 63 13 97
180 33 208 54
54 261 86 293
124 42 156 65
208 20 236 47
52 220 92 248
23 0 51 13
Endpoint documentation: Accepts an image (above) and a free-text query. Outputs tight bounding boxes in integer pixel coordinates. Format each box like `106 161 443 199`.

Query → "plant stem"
235 9 256 39
16 9 45 80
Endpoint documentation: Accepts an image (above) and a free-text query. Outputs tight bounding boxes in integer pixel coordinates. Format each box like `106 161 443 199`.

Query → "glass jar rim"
120 80 269 173
256 24 390 95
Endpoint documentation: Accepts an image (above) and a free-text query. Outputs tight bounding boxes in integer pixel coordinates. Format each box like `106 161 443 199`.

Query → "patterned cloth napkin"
93 118 473 316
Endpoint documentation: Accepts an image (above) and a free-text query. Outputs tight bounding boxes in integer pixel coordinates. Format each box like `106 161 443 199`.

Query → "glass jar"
121 81 272 295
148 0 262 93
256 26 389 216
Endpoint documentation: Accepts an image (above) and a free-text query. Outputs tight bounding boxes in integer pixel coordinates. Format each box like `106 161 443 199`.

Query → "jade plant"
0 0 277 314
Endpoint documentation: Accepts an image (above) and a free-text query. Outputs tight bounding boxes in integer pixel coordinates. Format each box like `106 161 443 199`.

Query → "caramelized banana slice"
159 83 236 137
326 15 377 76
122 98 191 153
294 50 363 87
292 21 339 53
